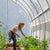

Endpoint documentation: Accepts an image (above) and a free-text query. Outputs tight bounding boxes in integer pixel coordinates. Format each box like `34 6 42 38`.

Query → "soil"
4 44 24 50
5 43 20 47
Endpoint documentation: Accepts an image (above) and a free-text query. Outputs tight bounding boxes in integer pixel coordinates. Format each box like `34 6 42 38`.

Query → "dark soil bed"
3 43 25 50
5 43 20 47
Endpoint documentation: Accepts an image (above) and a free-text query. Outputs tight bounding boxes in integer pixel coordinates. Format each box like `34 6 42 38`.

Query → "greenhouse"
0 0 50 50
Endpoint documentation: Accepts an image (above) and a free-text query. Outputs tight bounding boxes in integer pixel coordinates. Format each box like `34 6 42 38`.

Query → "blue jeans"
11 31 16 50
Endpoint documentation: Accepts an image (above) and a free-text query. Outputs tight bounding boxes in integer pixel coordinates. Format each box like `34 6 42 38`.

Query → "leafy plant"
0 21 6 50
0 21 9 50
0 33 6 50
16 36 50 50
16 36 39 50
41 40 48 50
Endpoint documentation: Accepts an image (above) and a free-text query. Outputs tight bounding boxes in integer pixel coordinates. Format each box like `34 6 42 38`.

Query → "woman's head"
19 22 24 28
18 22 24 30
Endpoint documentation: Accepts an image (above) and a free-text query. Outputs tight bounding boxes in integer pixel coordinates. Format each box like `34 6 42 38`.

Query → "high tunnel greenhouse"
0 0 50 50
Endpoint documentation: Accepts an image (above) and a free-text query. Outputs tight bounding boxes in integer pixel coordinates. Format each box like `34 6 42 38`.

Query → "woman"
8 22 27 50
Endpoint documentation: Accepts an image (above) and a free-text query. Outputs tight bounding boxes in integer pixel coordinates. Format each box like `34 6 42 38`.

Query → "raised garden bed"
3 43 25 50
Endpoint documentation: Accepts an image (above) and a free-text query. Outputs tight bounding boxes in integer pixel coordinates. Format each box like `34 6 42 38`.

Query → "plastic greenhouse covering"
0 0 50 49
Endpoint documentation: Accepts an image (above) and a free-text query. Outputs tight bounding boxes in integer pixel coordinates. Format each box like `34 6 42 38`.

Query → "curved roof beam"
31 0 50 22
13 0 33 21
23 0 35 19
30 0 39 14
13 0 40 21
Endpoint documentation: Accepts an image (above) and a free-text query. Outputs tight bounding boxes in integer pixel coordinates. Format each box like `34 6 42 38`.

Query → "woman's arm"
18 23 27 38
20 29 27 38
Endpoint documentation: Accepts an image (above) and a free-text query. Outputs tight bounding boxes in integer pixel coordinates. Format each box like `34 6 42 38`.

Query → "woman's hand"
25 36 27 39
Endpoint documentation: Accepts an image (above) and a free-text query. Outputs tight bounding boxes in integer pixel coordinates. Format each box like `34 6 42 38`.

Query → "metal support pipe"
7 0 8 40
31 7 50 22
